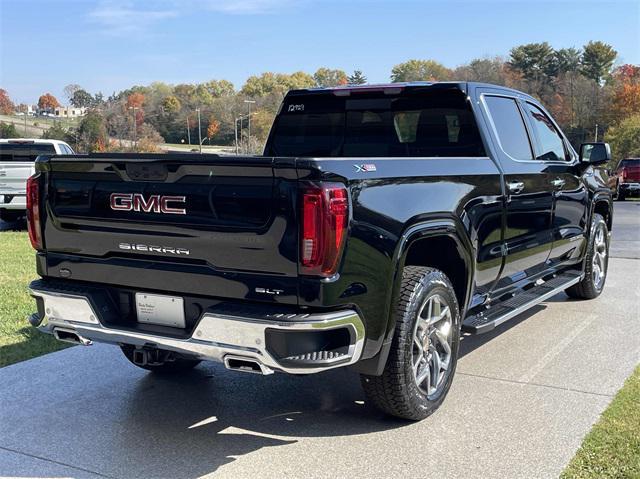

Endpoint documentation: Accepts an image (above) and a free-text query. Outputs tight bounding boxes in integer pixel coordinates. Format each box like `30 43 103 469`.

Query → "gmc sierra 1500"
27 82 613 420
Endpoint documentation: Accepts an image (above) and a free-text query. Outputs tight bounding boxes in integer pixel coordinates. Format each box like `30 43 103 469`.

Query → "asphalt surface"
0 202 639 479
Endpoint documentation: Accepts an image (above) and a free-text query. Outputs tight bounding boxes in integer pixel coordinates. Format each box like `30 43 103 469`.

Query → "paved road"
1 203 639 478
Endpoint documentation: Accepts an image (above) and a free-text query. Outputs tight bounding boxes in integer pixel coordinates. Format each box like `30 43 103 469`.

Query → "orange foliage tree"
38 93 60 111
207 117 220 139
0 89 15 114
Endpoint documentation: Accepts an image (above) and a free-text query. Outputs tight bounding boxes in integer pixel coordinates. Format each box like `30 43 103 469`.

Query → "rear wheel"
566 213 609 299
120 345 201 373
361 266 461 421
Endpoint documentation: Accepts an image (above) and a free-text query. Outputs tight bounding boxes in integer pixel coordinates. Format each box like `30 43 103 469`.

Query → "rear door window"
524 103 568 162
484 96 534 161
0 143 56 161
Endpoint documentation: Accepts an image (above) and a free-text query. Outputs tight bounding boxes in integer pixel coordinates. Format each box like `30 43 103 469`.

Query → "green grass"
562 365 640 479
0 231 68 367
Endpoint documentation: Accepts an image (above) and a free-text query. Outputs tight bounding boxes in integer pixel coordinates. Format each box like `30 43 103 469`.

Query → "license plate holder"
135 293 185 328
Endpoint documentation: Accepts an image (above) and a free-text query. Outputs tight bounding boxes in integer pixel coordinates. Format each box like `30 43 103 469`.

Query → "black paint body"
32 82 612 373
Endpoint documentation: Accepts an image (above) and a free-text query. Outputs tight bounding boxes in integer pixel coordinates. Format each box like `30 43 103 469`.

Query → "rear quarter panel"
297 157 503 358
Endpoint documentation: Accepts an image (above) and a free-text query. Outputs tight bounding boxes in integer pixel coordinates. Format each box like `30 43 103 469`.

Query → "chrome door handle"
551 178 565 188
506 181 525 194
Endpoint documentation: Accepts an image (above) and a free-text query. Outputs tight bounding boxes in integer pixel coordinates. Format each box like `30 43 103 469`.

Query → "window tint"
484 96 533 161
0 143 56 161
525 103 567 161
267 91 485 157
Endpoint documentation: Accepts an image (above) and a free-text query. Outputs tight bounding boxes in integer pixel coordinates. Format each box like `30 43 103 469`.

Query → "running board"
462 271 583 335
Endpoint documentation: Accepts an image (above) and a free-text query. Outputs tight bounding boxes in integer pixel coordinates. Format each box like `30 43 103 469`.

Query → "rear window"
619 159 640 168
266 90 486 157
0 143 56 161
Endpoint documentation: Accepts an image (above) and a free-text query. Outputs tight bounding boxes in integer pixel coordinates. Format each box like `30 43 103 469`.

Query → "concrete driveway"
1 202 639 479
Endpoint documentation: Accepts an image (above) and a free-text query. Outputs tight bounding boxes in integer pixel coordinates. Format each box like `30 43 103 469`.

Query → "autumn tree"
126 92 145 109
610 65 640 121
313 68 348 87
38 93 60 112
390 60 450 82
347 70 367 85
206 116 220 140
204 79 235 98
161 95 181 113
454 57 508 85
581 41 617 84
0 89 15 115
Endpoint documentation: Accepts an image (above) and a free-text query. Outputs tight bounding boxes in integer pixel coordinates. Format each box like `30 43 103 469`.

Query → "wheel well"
594 200 612 231
404 235 468 308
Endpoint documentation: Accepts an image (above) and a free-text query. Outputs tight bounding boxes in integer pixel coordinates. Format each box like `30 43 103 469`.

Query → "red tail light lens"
26 174 42 250
300 183 349 277
622 168 628 180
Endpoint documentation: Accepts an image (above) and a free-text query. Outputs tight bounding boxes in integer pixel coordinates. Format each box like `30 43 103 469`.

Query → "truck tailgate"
0 161 34 195
40 154 299 304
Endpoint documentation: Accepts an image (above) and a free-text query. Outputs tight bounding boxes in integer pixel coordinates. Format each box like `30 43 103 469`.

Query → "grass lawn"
562 364 640 478
0 230 68 367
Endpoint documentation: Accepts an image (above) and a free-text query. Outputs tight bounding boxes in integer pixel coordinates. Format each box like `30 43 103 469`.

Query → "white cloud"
88 1 178 35
200 0 294 14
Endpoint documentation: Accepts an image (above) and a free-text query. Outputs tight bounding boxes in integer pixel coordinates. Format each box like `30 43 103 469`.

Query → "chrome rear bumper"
29 282 365 375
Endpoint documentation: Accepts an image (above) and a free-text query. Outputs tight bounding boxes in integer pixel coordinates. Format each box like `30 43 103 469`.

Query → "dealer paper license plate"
135 293 185 328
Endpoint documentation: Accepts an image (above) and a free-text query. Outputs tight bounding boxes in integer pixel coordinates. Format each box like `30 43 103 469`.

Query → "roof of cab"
287 81 536 101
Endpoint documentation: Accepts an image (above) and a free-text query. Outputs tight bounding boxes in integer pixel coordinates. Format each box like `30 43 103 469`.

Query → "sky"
1 0 638 104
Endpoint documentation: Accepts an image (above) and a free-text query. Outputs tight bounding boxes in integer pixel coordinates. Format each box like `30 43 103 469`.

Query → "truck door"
521 101 589 266
480 93 555 291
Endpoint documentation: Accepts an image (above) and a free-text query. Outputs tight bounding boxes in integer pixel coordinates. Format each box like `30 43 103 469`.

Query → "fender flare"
353 217 475 376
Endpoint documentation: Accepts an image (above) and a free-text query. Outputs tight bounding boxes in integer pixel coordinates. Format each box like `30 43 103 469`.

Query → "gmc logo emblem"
110 193 186 215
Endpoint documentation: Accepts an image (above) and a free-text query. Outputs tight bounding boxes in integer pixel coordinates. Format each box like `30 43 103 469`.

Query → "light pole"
186 115 191 145
234 117 239 154
128 106 139 151
243 100 256 149
196 108 202 153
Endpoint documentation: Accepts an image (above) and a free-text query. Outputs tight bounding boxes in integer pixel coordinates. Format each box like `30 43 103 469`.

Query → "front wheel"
361 266 461 421
566 213 609 299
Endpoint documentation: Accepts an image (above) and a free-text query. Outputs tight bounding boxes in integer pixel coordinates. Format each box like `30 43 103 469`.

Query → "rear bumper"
28 280 365 375
0 193 26 210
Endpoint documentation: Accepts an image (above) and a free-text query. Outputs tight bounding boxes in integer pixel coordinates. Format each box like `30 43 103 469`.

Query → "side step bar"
462 271 583 335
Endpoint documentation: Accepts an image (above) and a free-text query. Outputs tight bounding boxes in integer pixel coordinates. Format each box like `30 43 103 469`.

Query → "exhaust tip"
53 328 92 346
224 355 273 375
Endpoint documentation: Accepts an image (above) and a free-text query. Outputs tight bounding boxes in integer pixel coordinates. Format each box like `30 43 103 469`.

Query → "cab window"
524 103 568 161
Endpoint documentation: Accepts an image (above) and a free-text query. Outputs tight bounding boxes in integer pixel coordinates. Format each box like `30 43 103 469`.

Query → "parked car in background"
610 158 640 200
0 139 74 222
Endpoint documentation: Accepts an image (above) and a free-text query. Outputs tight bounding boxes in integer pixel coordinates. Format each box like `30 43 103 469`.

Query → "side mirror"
579 142 611 165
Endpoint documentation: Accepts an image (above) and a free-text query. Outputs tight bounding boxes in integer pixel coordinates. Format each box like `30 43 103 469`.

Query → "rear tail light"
300 183 349 277
26 174 42 250
622 168 628 180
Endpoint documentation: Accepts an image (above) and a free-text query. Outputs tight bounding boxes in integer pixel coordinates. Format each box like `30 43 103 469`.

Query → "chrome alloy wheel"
411 294 453 399
592 222 608 290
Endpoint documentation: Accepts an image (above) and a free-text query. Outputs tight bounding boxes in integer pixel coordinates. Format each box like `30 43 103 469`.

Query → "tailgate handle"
125 163 168 181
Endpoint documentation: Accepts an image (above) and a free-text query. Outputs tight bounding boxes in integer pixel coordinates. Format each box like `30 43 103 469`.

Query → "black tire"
617 192 626 201
0 210 24 222
120 345 201 373
361 266 461 421
566 213 609 300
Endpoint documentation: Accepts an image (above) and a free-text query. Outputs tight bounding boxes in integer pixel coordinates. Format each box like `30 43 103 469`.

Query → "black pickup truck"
27 82 613 420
